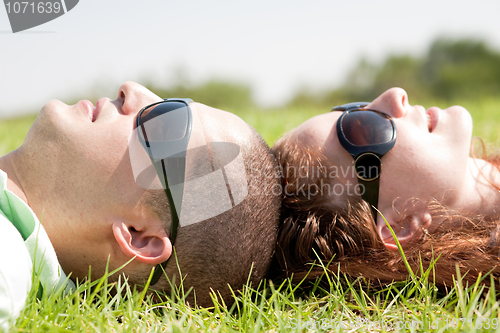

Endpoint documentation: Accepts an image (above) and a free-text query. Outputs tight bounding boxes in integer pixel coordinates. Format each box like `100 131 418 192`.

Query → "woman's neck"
465 157 500 217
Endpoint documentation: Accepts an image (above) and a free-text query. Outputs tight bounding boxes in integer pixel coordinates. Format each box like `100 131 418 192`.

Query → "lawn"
2 101 500 332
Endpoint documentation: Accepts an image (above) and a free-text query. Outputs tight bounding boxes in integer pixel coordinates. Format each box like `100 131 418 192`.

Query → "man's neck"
0 150 28 205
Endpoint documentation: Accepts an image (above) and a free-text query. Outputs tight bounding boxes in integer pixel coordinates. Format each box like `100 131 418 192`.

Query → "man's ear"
112 221 172 265
376 209 432 251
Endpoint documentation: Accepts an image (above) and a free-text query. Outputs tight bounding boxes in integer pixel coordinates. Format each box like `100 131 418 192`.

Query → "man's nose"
366 87 409 119
117 81 162 116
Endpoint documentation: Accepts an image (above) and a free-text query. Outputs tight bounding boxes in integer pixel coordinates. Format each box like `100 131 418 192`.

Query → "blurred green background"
2 37 500 155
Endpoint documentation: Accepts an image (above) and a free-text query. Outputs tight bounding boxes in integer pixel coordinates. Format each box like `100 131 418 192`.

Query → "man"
0 82 280 329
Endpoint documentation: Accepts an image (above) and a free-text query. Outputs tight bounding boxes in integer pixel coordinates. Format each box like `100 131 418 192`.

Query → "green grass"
0 114 36 156
230 105 326 146
13 257 500 332
3 100 500 332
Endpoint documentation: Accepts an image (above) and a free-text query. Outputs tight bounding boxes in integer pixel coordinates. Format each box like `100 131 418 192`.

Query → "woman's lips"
426 106 441 132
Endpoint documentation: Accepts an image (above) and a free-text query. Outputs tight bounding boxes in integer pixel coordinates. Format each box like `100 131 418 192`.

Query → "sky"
1 0 500 118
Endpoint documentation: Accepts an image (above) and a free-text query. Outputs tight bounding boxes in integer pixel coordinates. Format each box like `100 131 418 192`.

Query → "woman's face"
291 87 475 217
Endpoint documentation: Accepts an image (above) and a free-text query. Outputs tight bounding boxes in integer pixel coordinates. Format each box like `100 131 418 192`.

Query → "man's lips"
79 100 95 122
79 98 109 122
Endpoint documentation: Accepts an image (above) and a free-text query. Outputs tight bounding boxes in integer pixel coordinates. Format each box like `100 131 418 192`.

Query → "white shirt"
0 170 75 331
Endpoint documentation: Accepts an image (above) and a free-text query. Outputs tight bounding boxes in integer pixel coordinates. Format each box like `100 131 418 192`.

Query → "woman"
271 87 500 286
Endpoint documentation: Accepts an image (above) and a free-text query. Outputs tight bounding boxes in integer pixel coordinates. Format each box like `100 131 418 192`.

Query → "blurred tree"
366 55 423 100
297 37 500 107
138 37 500 111
422 38 500 101
148 79 255 111
288 85 324 108
333 57 377 102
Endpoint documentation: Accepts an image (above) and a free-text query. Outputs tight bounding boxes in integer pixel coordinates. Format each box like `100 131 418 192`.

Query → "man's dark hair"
147 127 280 307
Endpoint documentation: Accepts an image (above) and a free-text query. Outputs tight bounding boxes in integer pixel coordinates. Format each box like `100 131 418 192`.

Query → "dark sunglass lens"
139 102 188 142
342 111 393 146
355 153 381 181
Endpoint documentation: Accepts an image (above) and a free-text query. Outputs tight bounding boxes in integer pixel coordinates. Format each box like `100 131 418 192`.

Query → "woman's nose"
117 81 162 116
367 87 409 119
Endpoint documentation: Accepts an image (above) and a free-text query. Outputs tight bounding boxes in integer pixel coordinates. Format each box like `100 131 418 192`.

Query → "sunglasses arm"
358 177 380 221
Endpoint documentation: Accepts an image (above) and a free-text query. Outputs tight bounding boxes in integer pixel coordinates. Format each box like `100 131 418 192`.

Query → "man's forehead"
130 102 250 229
192 102 253 146
180 103 249 227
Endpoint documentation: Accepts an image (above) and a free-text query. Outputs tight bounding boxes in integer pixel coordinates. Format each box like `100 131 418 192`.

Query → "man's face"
17 81 253 280
18 82 166 279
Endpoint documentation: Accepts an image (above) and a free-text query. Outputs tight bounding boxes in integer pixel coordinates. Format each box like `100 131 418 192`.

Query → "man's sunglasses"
136 98 193 285
331 102 397 219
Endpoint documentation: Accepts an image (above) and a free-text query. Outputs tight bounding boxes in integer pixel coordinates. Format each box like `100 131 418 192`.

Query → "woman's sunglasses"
331 102 397 219
136 98 193 285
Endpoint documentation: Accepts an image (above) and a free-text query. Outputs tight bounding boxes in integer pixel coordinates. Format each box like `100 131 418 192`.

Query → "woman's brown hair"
270 132 500 287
